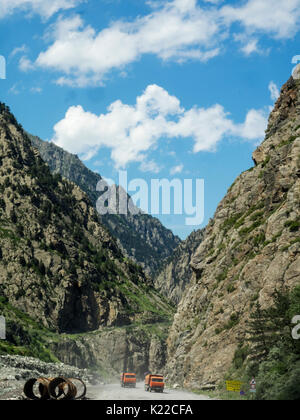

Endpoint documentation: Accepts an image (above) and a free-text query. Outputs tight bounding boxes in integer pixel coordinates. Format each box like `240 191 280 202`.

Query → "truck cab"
120 373 137 388
144 374 164 393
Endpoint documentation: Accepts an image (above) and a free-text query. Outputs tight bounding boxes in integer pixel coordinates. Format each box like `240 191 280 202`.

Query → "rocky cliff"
155 229 205 305
0 287 171 379
0 102 174 373
48 322 169 380
29 134 181 276
165 76 300 389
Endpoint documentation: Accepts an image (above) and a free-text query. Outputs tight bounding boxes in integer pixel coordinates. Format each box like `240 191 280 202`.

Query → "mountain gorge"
0 74 299 395
165 76 300 389
29 134 181 277
0 103 173 375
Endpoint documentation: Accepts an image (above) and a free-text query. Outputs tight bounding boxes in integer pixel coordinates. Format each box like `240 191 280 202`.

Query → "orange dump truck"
144 374 164 393
120 373 137 388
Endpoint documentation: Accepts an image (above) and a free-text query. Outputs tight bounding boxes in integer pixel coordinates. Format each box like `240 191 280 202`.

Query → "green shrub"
222 213 244 231
284 220 300 232
227 284 236 294
233 344 250 370
253 233 266 247
216 269 228 283
224 313 240 330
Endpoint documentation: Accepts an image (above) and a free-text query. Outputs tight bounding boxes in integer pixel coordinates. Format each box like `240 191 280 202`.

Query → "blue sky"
1 0 300 239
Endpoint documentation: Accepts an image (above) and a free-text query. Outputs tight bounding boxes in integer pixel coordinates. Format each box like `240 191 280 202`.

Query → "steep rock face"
166 77 300 389
0 103 172 335
0 287 172 377
49 324 168 380
155 229 205 305
102 213 181 277
29 134 181 276
29 134 102 207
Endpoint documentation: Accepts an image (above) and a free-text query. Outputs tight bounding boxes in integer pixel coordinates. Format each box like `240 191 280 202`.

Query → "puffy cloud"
35 1 220 87
233 109 268 140
170 105 234 153
221 0 300 39
52 84 268 168
0 0 82 19
28 0 300 86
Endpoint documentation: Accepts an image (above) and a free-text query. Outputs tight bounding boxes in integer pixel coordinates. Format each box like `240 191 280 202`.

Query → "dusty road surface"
89 382 211 400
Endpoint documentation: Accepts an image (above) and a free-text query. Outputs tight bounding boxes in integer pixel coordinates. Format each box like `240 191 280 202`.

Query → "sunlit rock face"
165 77 300 388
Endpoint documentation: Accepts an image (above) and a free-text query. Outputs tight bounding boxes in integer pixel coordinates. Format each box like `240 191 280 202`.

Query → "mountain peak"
252 76 300 166
266 76 300 138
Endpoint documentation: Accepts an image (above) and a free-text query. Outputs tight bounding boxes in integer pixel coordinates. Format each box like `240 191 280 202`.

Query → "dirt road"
89 382 210 400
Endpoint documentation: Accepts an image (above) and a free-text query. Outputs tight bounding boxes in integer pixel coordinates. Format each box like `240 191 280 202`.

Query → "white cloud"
34 1 220 87
0 0 82 19
140 160 161 174
240 38 259 56
9 45 28 59
269 81 280 102
19 56 34 72
52 84 268 168
170 105 234 153
221 0 300 39
29 0 300 87
233 109 268 140
170 164 184 175
237 36 270 57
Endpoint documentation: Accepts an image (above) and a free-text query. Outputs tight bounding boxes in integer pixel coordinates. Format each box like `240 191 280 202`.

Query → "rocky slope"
29 134 181 276
155 229 205 305
48 323 169 380
165 76 300 389
0 289 171 382
0 103 174 375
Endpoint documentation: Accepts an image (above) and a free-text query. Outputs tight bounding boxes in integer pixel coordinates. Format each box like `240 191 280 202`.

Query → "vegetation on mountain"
0 102 174 373
166 77 300 392
227 286 300 400
29 134 181 276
